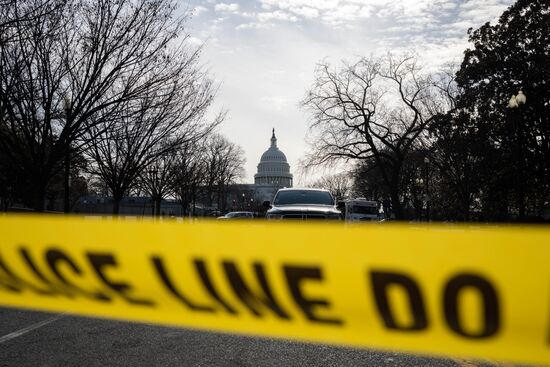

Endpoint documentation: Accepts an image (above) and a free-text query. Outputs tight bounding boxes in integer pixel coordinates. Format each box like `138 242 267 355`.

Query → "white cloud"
258 10 298 23
260 0 339 11
441 2 458 10
260 95 290 111
236 22 272 30
214 3 240 13
291 6 320 19
193 5 208 16
253 0 511 30
239 12 256 18
320 4 371 25
458 0 510 24
253 0 420 27
187 36 204 46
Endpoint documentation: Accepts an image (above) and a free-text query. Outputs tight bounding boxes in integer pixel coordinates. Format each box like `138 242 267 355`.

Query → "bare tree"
86 78 221 214
138 153 177 217
0 0 69 210
202 134 246 212
0 0 207 211
302 53 446 219
171 143 207 216
309 173 353 202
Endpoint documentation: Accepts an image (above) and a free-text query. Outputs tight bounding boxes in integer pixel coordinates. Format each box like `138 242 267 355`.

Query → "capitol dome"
254 129 293 187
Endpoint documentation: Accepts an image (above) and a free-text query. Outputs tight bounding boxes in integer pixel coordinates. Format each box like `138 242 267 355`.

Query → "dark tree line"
304 0 550 221
0 0 245 214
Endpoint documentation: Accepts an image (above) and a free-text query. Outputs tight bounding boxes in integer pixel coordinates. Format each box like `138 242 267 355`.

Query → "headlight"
267 213 283 220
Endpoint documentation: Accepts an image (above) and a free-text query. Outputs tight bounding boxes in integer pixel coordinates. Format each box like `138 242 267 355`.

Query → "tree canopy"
453 0 550 219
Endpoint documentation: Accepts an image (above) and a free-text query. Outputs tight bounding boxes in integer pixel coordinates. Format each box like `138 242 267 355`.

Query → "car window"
351 206 378 215
274 191 334 206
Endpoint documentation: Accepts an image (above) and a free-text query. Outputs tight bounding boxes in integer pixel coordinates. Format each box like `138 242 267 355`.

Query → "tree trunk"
206 184 213 207
461 198 471 222
390 190 405 220
32 180 46 212
458 188 471 221
220 186 227 211
516 108 526 221
63 150 70 213
112 194 122 215
191 186 196 217
155 197 161 217
389 165 405 220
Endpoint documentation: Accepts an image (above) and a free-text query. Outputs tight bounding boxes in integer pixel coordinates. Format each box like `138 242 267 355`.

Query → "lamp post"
508 90 527 220
241 193 245 210
424 157 430 222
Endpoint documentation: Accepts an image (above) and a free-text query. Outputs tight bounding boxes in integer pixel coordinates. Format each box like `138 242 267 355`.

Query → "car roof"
276 187 331 193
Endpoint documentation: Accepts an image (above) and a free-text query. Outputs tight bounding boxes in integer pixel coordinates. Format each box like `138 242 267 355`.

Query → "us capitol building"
228 129 293 210
254 129 293 187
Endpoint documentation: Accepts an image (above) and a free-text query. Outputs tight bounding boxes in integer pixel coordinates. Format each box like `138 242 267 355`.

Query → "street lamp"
508 90 526 108
424 157 430 222
242 193 245 210
508 89 527 220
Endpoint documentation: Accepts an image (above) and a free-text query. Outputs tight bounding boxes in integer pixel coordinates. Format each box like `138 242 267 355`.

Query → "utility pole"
508 90 527 221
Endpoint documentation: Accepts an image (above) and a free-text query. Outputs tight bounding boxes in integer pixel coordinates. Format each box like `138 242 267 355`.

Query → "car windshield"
274 190 334 206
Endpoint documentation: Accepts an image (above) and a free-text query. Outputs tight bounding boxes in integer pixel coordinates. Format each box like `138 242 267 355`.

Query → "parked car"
217 211 255 220
264 188 341 220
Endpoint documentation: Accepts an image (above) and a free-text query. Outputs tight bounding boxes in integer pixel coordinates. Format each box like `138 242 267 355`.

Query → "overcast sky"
184 0 514 184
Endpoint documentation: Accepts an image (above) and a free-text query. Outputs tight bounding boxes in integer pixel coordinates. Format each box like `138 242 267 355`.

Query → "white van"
344 198 380 222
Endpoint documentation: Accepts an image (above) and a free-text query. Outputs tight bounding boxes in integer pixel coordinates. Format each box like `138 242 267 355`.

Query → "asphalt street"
0 307 518 367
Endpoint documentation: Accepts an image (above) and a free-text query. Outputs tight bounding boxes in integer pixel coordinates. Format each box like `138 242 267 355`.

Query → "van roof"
345 198 377 204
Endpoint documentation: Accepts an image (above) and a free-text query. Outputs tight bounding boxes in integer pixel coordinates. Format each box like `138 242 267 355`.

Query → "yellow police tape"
0 215 549 364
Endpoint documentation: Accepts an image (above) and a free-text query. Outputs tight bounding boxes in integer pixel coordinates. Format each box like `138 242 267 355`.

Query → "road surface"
0 307 519 367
